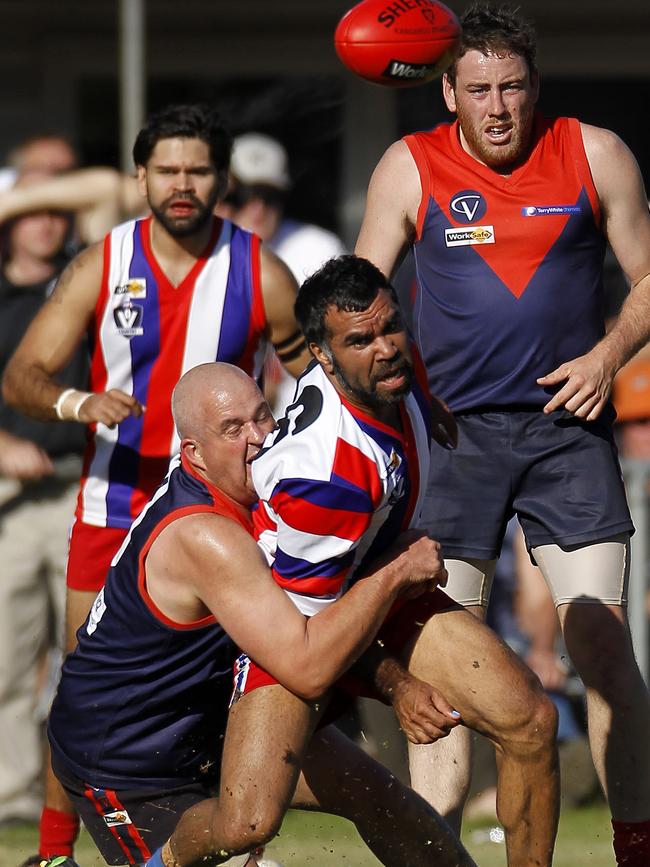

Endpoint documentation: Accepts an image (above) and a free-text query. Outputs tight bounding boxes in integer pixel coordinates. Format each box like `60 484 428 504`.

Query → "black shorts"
51 752 214 866
420 406 634 559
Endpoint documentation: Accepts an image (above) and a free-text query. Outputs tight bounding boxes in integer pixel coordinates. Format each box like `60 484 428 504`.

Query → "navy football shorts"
420 406 634 560
52 752 214 865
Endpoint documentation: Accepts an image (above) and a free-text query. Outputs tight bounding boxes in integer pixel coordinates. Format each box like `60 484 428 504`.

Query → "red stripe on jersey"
272 566 348 597
253 500 276 539
104 788 152 862
405 133 432 242
331 438 383 505
270 489 372 542
567 117 601 229
84 787 135 864
136 505 218 630
128 219 222 521
76 232 113 523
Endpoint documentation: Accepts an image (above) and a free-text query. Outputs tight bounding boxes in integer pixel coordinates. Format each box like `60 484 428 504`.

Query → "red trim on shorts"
66 521 129 591
84 787 135 865
104 788 152 863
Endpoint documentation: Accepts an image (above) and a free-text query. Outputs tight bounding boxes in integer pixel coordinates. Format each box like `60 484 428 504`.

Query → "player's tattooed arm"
259 245 310 378
2 242 141 424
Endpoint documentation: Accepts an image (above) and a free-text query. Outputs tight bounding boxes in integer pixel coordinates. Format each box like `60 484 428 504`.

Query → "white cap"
231 133 290 190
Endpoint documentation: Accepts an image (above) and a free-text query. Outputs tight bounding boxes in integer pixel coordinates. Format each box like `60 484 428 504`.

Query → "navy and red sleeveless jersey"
49 454 246 790
404 115 606 411
78 215 267 529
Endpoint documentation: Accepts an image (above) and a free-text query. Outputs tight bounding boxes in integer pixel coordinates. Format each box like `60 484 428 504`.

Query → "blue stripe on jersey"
217 229 253 364
273 476 373 513
106 223 159 520
274 547 355 580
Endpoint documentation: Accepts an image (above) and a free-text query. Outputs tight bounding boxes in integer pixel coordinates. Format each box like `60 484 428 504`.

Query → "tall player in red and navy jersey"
355 5 650 865
243 255 559 867
2 104 310 865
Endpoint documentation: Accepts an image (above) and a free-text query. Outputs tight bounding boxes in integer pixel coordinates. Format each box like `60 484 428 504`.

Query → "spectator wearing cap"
224 132 345 414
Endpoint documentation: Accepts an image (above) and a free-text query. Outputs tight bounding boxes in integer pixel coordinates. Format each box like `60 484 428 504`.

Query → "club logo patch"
445 226 495 247
114 303 144 337
113 278 146 298
449 190 487 223
522 205 582 217
103 809 133 828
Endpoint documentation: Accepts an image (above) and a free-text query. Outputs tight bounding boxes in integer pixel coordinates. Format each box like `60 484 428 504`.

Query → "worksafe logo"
383 60 435 80
445 226 495 247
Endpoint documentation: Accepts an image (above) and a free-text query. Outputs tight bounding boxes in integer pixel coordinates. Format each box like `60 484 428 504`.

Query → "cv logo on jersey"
449 190 487 223
114 302 144 338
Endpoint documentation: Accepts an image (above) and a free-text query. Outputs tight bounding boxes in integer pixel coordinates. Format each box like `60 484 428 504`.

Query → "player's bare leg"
408 558 492 834
534 537 650 822
37 588 97 857
405 604 559 867
166 685 320 865
293 723 477 866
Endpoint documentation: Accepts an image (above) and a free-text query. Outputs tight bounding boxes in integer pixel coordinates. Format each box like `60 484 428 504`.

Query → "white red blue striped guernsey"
77 215 267 529
252 359 433 616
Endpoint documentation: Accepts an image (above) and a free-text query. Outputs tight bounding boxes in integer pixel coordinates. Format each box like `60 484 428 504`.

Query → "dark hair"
295 255 397 349
132 103 232 171
447 3 537 86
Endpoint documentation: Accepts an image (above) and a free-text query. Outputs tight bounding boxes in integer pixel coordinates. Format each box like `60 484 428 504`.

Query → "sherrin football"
334 0 461 88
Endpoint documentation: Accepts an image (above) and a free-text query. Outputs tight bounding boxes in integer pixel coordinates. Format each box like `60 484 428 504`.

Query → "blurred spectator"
0 168 144 247
0 158 87 825
224 133 345 414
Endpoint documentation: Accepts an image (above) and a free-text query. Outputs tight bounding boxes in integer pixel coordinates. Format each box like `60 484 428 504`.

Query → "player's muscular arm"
2 243 143 425
355 140 420 278
259 245 311 379
538 126 650 419
147 516 444 700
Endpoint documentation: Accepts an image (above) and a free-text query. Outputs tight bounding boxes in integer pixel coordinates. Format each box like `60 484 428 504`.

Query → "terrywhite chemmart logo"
445 226 495 247
522 205 582 216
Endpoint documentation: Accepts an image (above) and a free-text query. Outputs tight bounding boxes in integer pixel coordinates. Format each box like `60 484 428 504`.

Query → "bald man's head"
172 362 274 504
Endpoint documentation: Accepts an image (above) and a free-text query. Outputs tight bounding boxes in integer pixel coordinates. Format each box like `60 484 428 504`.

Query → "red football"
334 0 461 88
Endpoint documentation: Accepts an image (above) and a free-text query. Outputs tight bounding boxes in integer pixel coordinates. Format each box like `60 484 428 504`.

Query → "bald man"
46 363 474 867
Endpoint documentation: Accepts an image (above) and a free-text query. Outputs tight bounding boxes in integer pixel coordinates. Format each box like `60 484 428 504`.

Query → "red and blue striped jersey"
252 361 432 616
405 115 606 411
77 215 267 529
49 453 245 789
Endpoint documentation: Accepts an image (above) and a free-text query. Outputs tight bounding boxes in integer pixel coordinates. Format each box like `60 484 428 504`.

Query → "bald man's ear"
181 438 207 473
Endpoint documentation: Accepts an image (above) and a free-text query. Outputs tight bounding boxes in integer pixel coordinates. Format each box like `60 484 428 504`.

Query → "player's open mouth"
379 368 408 388
485 125 512 143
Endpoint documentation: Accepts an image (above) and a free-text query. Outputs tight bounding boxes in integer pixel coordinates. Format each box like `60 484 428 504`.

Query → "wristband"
53 388 93 422
53 388 76 420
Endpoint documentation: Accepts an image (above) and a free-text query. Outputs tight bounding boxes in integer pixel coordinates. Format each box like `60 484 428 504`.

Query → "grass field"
0 803 615 866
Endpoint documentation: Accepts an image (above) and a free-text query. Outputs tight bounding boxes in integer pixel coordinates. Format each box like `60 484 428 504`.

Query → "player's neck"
149 217 215 285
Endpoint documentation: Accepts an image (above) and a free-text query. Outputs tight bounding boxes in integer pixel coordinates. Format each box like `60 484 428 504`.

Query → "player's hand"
0 433 54 481
77 389 144 427
537 346 615 420
385 530 448 594
390 674 462 744
430 393 458 450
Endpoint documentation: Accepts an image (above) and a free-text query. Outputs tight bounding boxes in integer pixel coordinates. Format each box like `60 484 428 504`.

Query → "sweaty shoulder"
580 123 637 195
